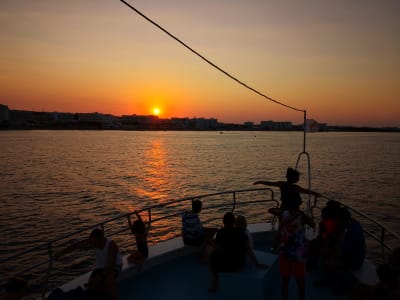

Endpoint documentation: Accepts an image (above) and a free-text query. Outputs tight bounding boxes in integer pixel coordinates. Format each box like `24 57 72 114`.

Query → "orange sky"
0 0 399 126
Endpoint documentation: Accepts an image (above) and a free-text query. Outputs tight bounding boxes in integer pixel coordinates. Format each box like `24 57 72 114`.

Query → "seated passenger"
182 199 214 245
315 206 366 294
340 207 365 271
307 200 341 271
54 228 122 300
208 212 266 293
235 215 253 249
181 199 217 262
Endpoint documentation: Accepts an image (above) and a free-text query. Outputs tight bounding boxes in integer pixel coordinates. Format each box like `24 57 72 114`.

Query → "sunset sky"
0 0 399 126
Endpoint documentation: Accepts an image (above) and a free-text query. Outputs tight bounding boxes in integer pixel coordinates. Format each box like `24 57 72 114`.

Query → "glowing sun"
152 107 161 116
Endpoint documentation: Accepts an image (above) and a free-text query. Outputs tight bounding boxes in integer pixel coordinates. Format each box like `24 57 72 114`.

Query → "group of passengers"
44 210 149 300
5 167 399 300
308 199 367 293
181 199 269 292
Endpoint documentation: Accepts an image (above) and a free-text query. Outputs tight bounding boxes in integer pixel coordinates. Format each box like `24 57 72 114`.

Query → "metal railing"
310 195 400 263
1 188 399 299
0 187 277 299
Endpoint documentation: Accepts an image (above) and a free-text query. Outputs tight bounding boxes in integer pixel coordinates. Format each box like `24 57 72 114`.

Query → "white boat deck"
118 248 350 300
59 222 376 300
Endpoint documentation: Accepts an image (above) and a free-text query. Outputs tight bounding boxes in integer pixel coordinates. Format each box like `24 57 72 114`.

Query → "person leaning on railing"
54 228 122 300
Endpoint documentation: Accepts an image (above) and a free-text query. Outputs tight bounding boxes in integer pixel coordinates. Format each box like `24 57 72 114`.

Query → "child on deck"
127 211 148 264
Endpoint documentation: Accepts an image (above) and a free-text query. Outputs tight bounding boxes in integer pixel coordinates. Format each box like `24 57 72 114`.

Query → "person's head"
133 219 146 234
322 200 340 219
192 199 202 213
222 212 235 228
5 276 27 298
235 215 247 229
89 228 105 248
286 167 300 183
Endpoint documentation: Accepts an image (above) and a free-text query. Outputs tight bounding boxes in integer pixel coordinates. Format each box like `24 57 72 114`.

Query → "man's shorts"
279 254 305 279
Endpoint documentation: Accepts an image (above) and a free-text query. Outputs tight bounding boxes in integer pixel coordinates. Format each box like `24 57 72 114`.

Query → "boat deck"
117 226 349 300
118 250 347 300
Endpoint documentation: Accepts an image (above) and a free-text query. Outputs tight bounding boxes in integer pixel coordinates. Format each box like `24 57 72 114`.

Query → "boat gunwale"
1 187 399 299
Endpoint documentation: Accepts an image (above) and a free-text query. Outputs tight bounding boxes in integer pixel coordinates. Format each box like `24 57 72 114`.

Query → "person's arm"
134 210 142 222
294 185 321 197
54 238 90 260
253 180 281 187
127 214 135 234
134 210 149 236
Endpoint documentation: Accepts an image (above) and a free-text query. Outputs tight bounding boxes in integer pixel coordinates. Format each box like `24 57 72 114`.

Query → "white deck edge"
58 222 379 293
59 222 274 292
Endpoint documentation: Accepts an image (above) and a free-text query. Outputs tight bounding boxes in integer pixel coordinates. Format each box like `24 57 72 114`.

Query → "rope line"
120 0 305 113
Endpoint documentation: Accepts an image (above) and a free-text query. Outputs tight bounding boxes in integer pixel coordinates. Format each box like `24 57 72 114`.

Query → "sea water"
0 130 399 292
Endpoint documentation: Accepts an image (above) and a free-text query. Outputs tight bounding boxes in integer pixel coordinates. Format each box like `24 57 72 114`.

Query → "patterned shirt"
279 210 306 262
182 211 204 242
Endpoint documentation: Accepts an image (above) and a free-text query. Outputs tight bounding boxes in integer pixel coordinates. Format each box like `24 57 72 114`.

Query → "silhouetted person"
54 229 122 300
3 277 27 300
182 199 217 261
127 210 148 264
208 212 266 293
278 200 315 300
254 167 320 209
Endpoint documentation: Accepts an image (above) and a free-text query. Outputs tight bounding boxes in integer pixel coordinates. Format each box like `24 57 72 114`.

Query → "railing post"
381 227 386 262
41 243 53 300
231 192 236 212
147 208 152 232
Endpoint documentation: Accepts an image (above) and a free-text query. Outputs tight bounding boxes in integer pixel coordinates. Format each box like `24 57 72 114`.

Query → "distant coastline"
0 104 398 132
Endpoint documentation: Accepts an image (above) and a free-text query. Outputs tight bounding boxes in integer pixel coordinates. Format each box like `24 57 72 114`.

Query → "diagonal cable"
120 0 305 113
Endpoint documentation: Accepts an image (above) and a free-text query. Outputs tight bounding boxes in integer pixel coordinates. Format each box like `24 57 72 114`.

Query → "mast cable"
120 0 305 113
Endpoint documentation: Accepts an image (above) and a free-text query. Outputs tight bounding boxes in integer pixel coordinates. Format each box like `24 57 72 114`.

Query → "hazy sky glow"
1 0 399 126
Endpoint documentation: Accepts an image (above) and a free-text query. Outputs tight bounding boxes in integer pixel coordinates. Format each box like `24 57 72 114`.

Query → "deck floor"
117 251 348 300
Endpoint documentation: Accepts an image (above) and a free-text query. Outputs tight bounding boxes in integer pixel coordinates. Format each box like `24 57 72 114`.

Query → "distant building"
260 120 292 130
193 118 218 130
9 110 34 127
53 112 75 123
121 114 159 125
171 117 190 129
76 112 119 129
244 122 254 129
0 104 9 124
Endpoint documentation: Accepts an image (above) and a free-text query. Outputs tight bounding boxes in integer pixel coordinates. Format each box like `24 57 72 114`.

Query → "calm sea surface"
0 130 399 292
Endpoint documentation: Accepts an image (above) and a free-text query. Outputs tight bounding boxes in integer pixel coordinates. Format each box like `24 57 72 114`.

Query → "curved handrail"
311 195 400 262
0 187 277 299
0 187 274 266
2 188 399 299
